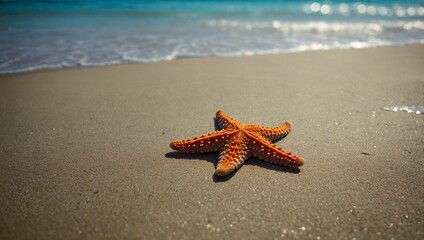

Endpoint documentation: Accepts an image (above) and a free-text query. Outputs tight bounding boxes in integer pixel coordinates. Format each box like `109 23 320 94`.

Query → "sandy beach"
0 45 423 239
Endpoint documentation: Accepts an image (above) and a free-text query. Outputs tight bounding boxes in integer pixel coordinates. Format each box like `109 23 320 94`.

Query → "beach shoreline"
1 44 423 239
1 43 423 76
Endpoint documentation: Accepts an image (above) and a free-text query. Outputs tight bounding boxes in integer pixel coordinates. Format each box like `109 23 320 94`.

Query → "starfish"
170 110 304 176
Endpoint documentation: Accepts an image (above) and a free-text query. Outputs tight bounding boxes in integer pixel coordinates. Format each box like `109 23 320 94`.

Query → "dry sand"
0 45 423 239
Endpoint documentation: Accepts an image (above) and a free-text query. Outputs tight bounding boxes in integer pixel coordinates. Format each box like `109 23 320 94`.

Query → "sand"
0 45 423 239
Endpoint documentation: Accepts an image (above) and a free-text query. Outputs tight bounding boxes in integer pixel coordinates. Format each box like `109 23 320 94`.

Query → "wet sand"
0 44 423 239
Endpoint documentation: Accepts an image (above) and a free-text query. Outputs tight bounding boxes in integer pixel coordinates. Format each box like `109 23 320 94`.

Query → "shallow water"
382 106 424 115
1 0 424 73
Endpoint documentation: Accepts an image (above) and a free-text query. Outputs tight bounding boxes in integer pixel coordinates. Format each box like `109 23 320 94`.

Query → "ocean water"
1 0 424 73
382 105 424 114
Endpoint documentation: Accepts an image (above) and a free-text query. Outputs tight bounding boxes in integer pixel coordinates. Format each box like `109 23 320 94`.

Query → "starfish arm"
170 130 234 153
215 133 249 176
246 133 304 168
216 110 241 129
247 121 292 142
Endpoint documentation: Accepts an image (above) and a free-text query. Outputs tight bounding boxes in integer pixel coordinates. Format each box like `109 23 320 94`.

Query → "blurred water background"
1 0 423 73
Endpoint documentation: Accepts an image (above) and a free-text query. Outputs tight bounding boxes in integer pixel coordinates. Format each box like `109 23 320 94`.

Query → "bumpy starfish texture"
170 110 304 176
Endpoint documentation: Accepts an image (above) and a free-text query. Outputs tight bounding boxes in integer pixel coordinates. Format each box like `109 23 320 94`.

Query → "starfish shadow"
212 158 300 182
165 152 300 182
213 117 221 131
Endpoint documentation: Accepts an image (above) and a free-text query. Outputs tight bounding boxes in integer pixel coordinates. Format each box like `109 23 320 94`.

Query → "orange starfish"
170 110 304 176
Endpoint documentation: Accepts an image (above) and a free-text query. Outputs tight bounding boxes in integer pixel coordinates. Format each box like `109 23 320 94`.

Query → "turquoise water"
1 0 423 73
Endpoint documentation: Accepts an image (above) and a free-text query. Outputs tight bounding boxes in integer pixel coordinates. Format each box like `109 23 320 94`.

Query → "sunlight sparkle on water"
382 106 424 115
